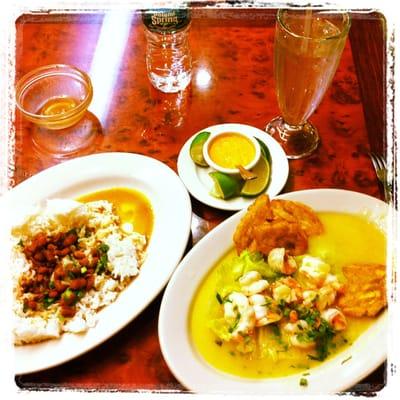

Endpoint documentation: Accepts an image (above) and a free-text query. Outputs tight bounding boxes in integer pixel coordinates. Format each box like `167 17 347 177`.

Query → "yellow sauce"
189 212 386 379
77 187 153 238
208 132 256 169
39 96 79 116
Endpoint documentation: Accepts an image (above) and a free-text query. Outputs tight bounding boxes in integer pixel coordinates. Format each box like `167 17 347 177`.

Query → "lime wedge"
240 156 271 197
209 171 242 199
190 131 210 167
255 137 272 164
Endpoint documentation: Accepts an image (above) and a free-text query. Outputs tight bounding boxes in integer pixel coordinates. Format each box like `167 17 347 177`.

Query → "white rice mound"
12 199 147 345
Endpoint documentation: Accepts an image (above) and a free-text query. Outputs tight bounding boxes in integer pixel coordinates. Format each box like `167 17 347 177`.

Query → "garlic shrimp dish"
190 195 387 379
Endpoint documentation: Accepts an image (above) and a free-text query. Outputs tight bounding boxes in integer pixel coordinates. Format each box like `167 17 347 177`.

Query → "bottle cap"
142 9 191 34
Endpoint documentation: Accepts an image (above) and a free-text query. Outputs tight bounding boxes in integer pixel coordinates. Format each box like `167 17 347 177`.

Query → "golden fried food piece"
233 195 273 254
271 199 324 236
233 194 322 256
337 263 387 317
252 220 308 256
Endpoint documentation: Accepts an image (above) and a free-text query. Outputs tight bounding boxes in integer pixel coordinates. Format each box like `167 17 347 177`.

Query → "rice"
11 199 147 345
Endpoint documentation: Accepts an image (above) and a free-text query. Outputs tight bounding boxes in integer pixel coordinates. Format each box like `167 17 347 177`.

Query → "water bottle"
142 8 192 93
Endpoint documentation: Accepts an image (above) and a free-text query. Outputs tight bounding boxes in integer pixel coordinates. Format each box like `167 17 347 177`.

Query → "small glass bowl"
15 64 93 130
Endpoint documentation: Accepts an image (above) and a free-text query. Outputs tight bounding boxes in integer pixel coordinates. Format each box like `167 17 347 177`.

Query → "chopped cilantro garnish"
228 312 241 333
341 355 352 364
43 296 55 308
68 271 76 280
271 324 281 337
306 319 335 361
283 307 291 318
299 378 308 386
98 243 110 254
95 243 109 274
95 254 108 275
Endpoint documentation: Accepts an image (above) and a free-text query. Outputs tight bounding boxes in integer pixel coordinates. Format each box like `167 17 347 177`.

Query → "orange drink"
266 10 351 159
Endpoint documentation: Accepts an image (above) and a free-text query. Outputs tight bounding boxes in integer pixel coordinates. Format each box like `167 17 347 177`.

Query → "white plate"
159 189 388 395
2 152 192 375
177 123 289 211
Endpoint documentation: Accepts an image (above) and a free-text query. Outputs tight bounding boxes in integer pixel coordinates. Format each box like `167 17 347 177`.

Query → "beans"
19 227 100 319
86 275 95 290
38 266 51 274
24 244 36 254
27 300 38 311
43 249 56 261
35 233 48 248
49 290 59 298
60 306 76 318
61 290 77 306
32 285 44 294
57 247 70 257
33 252 45 262
54 280 68 292
73 250 85 259
69 278 87 290
78 257 89 267
54 267 66 280
90 257 99 268
31 258 43 267
63 232 77 247
33 293 45 301
20 279 32 290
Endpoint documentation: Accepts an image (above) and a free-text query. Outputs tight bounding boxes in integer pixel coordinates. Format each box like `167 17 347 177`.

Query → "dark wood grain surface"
12 7 387 394
349 12 386 156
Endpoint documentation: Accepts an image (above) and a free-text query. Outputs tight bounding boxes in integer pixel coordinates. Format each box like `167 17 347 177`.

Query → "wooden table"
13 7 386 394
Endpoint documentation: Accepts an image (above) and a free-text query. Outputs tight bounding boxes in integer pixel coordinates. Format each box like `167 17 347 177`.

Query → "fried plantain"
252 220 308 256
271 199 324 236
233 195 273 254
337 263 387 317
233 194 323 256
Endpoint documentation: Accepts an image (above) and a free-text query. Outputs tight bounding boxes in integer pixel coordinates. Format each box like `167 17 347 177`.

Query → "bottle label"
142 9 191 34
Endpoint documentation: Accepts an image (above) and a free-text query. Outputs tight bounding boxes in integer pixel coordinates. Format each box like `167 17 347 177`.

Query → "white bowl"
202 126 261 175
158 189 388 395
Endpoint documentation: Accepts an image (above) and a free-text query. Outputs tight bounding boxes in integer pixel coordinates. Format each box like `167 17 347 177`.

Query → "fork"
369 152 391 202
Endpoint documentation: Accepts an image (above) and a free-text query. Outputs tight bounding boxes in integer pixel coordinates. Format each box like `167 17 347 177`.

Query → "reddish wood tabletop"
13 7 386 394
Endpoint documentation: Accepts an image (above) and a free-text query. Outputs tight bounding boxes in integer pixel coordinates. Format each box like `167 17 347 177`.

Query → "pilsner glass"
266 10 351 159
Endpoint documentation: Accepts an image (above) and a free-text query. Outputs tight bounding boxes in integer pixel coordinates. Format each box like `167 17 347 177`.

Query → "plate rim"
177 123 289 211
158 188 388 394
5 152 192 375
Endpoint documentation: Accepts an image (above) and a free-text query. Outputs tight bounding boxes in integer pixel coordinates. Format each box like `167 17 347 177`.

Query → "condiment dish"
203 130 261 175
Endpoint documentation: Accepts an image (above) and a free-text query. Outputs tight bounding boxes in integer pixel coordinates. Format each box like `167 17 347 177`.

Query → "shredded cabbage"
210 250 278 342
217 250 277 293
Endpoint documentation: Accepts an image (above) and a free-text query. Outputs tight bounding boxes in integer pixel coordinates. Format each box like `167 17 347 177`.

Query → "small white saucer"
177 123 289 211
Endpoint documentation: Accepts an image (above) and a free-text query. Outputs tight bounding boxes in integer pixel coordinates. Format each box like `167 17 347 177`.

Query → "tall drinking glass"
266 10 351 159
